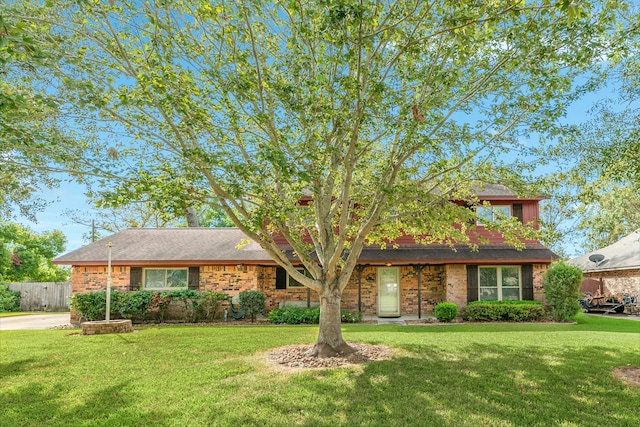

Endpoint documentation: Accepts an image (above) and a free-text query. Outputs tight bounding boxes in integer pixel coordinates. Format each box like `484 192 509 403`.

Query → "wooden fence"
580 278 604 295
7 282 72 312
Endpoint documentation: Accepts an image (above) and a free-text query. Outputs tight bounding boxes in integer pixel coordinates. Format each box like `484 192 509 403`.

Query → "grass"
0 312 70 318
1 313 638 427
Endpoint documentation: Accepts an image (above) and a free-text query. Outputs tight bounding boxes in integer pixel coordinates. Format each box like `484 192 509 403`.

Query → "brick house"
569 229 640 297
53 185 557 322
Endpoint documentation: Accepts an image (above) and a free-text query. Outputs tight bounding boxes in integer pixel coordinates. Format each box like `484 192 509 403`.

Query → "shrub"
71 292 108 321
238 290 265 322
267 306 320 324
146 293 173 322
162 289 201 322
194 291 229 322
0 285 21 312
543 262 583 322
462 300 545 322
434 302 458 322
72 290 231 323
340 310 363 323
113 290 153 321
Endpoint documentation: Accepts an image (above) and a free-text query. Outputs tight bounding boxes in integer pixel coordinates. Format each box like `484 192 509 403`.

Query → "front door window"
378 267 400 317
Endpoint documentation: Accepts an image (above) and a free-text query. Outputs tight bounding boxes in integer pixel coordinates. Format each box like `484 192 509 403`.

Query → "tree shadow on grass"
223 341 639 427
0 358 42 380
346 343 639 427
1 381 171 427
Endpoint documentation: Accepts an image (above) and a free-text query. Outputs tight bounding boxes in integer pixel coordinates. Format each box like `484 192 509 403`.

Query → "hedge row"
71 289 230 323
266 306 363 324
462 300 546 322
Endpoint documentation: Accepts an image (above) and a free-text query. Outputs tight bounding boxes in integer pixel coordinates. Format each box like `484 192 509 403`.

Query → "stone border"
81 319 133 335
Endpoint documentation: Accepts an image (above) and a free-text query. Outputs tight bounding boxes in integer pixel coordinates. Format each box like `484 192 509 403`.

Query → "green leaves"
2 0 632 294
0 222 69 282
543 261 583 322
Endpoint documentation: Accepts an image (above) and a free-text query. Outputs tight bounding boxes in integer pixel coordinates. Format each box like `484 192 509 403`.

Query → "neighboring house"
53 185 557 322
568 229 640 298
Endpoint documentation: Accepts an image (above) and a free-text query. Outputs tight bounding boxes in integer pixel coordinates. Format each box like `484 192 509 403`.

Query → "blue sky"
18 180 94 252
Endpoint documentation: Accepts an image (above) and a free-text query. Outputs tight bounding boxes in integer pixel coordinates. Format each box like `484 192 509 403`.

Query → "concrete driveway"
0 314 72 331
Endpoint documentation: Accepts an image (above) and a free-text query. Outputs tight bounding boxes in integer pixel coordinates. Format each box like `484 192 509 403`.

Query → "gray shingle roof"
54 228 556 266
568 229 640 273
53 228 268 265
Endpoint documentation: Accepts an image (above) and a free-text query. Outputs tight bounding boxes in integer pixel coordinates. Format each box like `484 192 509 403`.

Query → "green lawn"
0 312 70 318
1 314 638 427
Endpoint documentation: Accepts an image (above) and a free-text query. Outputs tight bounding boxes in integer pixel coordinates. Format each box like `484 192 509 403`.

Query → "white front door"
378 267 400 317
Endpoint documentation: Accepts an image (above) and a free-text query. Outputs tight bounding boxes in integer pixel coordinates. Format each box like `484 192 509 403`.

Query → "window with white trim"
143 268 188 290
476 205 511 226
479 266 521 301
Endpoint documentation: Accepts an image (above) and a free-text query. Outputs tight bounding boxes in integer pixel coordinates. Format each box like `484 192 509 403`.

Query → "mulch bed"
265 343 394 371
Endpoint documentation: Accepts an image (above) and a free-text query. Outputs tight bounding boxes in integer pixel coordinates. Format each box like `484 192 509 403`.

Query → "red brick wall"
69 262 551 322
256 265 446 316
199 265 258 295
445 264 468 308
397 266 446 315
341 266 378 314
533 263 548 303
71 266 131 294
257 266 320 311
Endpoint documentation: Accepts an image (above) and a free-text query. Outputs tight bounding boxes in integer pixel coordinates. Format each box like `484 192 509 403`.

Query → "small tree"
238 291 265 323
0 222 69 282
543 262 583 322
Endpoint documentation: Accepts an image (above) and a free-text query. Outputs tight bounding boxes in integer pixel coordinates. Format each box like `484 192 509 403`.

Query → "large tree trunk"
306 285 355 358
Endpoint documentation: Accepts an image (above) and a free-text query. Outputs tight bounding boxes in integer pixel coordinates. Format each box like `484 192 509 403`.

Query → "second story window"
476 205 511 226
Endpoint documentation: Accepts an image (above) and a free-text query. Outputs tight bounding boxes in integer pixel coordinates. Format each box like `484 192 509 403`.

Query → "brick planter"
81 319 133 335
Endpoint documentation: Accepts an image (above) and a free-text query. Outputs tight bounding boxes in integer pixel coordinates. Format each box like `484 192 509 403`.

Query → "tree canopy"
2 0 630 354
0 222 69 282
0 5 62 220
540 8 640 254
